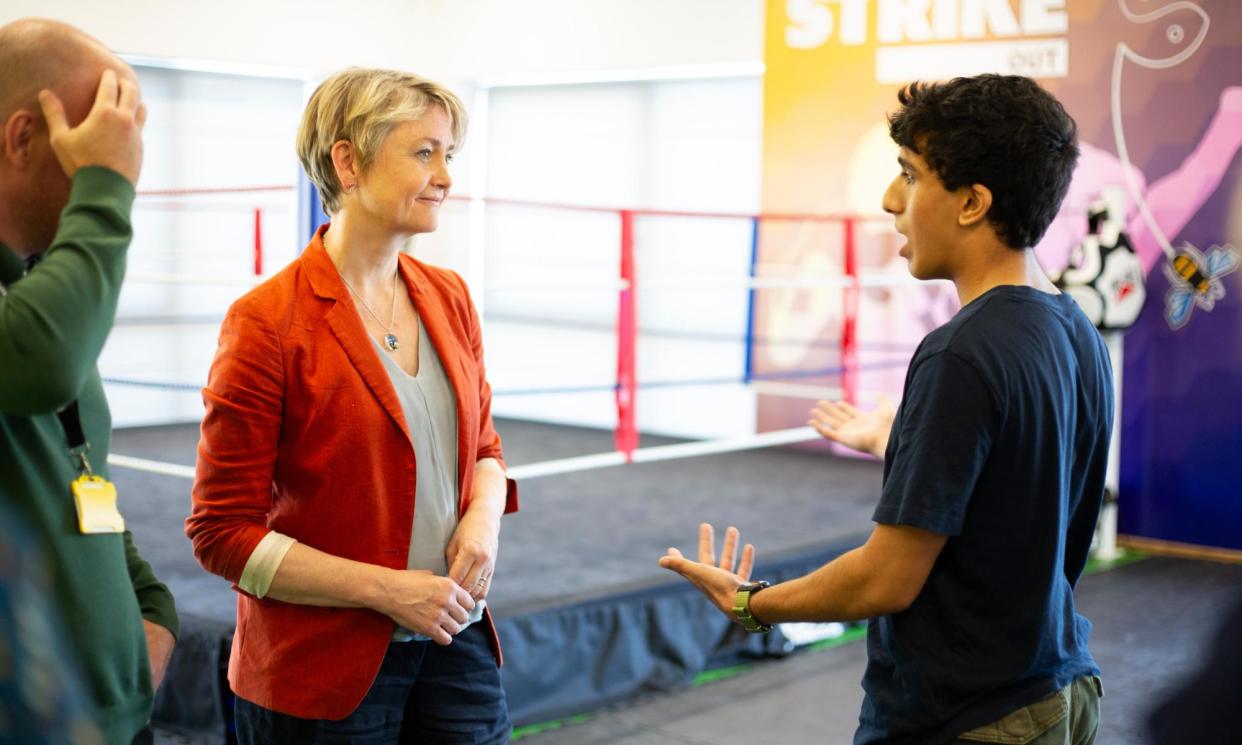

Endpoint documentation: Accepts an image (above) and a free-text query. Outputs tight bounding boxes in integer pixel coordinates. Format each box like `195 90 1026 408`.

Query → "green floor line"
803 623 869 652
693 662 751 686
511 713 592 741
1085 548 1148 576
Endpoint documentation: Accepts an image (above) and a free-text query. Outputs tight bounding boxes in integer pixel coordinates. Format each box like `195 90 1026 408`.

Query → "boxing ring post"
1096 331 1125 561
615 209 639 461
253 208 264 277
742 216 761 384
840 217 860 404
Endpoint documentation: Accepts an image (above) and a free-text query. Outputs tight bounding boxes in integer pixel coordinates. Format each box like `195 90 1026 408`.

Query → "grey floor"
514 556 1242 745
151 556 1241 745
124 420 1242 745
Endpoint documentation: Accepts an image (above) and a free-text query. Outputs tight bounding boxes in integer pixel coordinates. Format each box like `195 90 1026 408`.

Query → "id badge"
71 475 126 534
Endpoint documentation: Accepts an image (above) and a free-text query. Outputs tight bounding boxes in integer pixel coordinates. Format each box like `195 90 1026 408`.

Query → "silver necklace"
340 270 400 351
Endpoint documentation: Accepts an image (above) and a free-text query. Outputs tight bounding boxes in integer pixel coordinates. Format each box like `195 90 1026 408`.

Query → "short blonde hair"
296 68 468 214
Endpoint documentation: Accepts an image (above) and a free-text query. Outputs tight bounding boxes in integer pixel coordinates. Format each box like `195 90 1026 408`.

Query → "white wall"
413 0 765 79
0 0 763 80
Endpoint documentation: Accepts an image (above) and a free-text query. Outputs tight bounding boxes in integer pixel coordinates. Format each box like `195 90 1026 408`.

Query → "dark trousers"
234 624 510 744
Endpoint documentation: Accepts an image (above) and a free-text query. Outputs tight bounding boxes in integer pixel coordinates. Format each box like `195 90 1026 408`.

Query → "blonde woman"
187 68 518 744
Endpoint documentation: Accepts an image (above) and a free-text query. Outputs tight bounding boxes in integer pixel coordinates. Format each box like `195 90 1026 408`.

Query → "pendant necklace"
340 269 401 351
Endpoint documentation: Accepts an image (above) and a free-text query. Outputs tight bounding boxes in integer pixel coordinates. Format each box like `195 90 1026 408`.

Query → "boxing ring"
104 185 944 742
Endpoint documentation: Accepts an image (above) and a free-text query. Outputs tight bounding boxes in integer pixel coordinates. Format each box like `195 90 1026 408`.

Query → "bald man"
0 18 177 745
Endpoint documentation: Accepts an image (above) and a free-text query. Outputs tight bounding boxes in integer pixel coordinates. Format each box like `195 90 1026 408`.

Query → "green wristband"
732 581 772 633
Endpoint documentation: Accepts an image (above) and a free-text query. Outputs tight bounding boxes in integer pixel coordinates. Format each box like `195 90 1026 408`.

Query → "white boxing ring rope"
113 186 915 523
108 426 823 484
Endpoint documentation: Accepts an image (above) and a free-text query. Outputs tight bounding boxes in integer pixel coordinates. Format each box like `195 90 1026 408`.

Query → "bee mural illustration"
1163 244 1240 330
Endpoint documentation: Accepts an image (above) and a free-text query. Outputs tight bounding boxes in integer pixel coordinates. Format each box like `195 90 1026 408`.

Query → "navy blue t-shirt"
856 286 1113 745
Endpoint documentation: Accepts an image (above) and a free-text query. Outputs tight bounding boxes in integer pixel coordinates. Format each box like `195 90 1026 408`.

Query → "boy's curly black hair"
887 74 1079 250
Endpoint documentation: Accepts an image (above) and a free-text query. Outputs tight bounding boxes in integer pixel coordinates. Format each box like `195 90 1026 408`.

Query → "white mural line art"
1110 0 1240 330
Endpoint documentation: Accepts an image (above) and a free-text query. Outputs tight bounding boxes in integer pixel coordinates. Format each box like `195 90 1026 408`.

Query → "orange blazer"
186 225 519 719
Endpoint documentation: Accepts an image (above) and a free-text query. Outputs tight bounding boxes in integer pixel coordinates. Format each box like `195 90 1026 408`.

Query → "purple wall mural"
1041 2 1242 551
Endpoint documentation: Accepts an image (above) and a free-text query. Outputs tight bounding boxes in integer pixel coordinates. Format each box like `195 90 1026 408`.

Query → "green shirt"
0 166 178 745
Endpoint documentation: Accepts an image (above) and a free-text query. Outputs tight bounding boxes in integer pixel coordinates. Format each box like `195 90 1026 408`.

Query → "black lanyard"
2 259 93 476
56 400 94 475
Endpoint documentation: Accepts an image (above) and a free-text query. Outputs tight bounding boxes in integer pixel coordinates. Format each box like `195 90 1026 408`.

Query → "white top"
237 317 483 639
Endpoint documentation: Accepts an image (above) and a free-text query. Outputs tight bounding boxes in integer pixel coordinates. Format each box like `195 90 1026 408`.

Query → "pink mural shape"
1038 86 1242 277
1132 86 1242 274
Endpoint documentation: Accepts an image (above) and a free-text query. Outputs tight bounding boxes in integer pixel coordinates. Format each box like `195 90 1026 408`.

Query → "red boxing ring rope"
135 184 884 461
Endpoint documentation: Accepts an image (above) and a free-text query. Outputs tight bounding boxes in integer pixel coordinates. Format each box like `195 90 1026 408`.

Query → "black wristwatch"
732 581 772 633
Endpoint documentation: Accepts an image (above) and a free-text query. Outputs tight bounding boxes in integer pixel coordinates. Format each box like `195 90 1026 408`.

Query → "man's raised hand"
38 69 146 186
659 524 755 619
